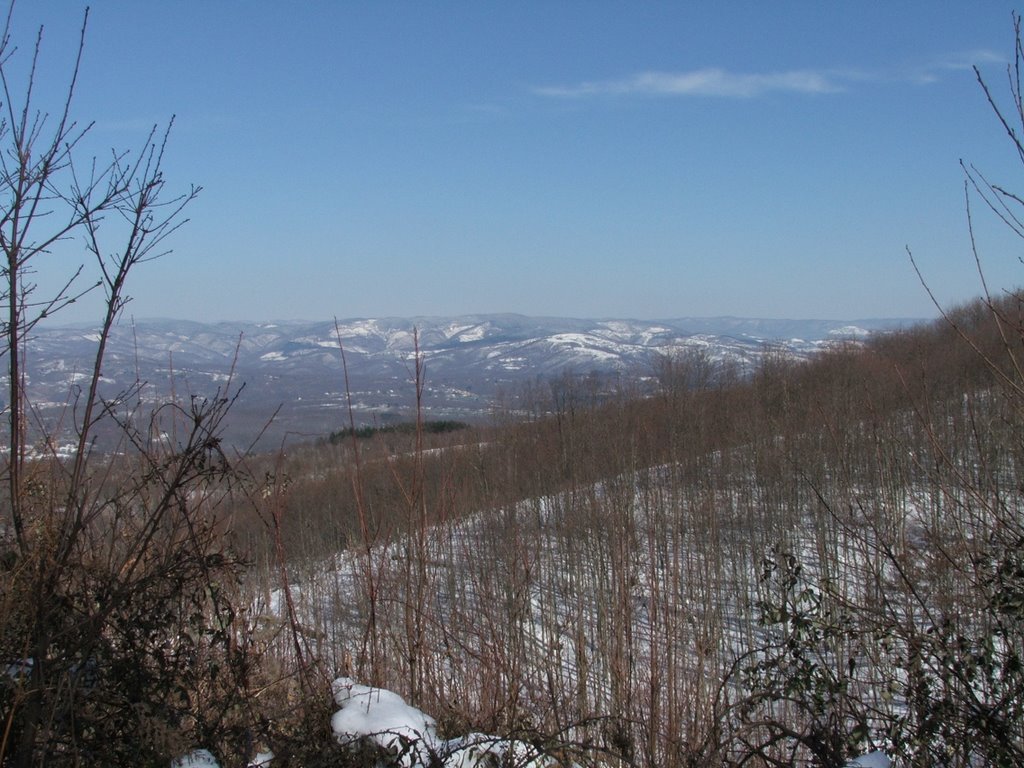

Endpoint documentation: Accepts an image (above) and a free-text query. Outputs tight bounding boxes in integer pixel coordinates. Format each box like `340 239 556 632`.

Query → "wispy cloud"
534 68 843 99
904 50 1006 84
935 49 1005 71
535 53 1009 100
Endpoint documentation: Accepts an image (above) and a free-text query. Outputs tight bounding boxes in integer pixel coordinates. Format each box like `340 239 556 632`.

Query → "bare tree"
0 8 256 765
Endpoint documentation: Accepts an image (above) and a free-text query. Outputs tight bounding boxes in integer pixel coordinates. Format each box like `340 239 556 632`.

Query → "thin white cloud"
535 68 843 98
935 49 1005 72
535 53 1010 100
901 50 1007 84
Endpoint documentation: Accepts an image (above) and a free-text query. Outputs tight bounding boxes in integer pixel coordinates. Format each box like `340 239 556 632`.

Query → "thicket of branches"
0 8 306 766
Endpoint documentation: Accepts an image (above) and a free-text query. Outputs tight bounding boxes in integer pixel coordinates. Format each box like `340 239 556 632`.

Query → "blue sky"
12 2 1024 323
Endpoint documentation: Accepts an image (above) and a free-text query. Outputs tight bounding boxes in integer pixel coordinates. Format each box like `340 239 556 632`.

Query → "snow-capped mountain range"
21 314 914 451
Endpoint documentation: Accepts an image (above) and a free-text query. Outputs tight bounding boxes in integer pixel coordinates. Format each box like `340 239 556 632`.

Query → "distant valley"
22 314 916 451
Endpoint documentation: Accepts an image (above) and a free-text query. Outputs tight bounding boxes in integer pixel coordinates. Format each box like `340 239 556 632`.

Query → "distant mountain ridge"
21 314 918 451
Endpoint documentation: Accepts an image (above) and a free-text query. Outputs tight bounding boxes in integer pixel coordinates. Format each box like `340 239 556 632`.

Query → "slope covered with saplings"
231 291 1023 766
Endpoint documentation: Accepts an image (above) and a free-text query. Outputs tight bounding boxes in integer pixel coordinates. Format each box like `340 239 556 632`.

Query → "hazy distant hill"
21 314 915 451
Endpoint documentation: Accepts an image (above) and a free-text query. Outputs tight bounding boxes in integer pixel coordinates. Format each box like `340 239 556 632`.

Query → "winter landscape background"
25 314 910 451
3 2 1024 767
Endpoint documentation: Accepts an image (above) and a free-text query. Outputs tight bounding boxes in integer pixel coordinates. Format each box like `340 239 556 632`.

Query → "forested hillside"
234 292 1023 766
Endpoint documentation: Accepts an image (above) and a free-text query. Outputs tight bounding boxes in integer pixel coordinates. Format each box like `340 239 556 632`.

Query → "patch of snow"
548 333 620 361
387 330 415 348
829 325 870 338
336 319 383 338
440 322 475 341
259 351 287 362
598 320 634 336
457 326 486 342
332 677 436 766
4 658 33 680
440 733 556 768
636 328 672 345
330 677 558 767
846 751 891 768
171 749 219 768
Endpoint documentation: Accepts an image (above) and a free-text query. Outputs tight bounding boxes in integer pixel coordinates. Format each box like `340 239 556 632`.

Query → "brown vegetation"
241 290 1021 766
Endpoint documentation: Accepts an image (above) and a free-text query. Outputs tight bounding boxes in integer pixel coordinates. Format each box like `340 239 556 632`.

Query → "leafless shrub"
0 7 268 765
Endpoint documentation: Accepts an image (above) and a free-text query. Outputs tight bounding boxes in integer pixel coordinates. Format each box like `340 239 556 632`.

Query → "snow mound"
331 677 557 767
172 750 219 768
332 676 437 765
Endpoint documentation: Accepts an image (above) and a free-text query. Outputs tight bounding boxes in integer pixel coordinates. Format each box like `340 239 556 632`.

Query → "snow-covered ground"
241 455 921 766
172 675 890 767
171 676 562 767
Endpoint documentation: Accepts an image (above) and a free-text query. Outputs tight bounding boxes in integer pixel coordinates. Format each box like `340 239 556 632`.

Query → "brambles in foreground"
0 6 268 765
729 548 868 767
